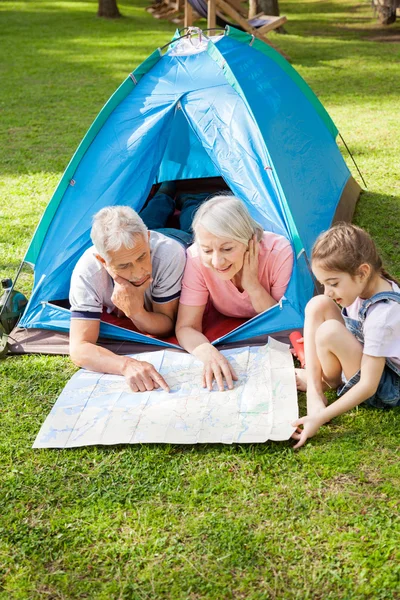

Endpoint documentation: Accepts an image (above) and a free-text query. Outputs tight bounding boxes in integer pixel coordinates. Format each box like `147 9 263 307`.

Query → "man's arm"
69 319 169 392
128 297 179 336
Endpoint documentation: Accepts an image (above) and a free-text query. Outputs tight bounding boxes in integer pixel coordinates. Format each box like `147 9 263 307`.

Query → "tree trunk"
98 0 121 18
372 0 397 24
258 0 280 16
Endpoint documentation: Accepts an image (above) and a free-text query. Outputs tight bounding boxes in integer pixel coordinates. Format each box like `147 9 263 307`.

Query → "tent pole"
339 133 367 189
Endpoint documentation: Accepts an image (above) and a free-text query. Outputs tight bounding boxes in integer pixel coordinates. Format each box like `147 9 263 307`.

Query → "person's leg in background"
139 182 176 230
140 186 223 247
178 192 211 234
140 182 193 247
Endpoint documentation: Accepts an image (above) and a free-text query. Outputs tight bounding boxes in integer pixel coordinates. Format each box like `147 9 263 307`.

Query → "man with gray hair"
69 205 186 392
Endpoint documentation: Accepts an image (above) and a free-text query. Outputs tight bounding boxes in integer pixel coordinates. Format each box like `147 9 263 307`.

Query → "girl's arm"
176 303 238 391
292 354 386 449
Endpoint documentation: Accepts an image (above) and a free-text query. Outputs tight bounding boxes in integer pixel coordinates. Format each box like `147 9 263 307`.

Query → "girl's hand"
241 235 260 294
290 336 304 358
192 343 238 391
291 413 325 449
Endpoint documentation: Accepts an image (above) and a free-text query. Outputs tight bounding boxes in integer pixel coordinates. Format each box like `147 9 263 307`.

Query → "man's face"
97 232 152 288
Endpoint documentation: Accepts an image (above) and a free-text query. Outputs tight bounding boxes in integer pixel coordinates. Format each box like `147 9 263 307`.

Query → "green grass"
1 0 400 597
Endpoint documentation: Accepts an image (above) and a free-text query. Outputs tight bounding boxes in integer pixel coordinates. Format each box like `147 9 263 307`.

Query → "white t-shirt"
346 280 400 369
69 231 186 320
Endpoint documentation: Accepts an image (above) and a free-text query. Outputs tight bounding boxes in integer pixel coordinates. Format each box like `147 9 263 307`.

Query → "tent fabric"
18 27 360 352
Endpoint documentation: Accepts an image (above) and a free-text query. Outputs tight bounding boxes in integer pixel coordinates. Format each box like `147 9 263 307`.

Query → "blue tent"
18 27 360 351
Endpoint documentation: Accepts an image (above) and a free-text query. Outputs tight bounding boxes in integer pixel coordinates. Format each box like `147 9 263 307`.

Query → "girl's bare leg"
315 319 363 385
294 369 331 393
302 296 344 414
298 299 364 412
295 369 308 392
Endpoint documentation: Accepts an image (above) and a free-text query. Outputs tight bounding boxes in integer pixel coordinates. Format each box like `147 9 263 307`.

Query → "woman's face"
196 225 247 280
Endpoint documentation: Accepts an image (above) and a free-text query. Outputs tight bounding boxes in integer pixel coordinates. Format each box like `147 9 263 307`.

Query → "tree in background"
98 0 121 18
372 0 399 24
258 0 281 16
249 0 281 18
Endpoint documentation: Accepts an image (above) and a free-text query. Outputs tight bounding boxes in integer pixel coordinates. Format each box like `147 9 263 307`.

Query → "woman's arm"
176 303 238 391
240 238 277 313
175 303 209 352
292 354 386 448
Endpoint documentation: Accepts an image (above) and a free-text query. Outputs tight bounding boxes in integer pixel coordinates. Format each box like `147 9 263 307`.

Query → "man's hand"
122 357 170 393
192 343 238 391
241 235 260 293
111 275 150 320
291 412 325 449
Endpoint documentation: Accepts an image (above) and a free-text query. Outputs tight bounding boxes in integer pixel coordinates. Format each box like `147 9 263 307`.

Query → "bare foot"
295 368 307 392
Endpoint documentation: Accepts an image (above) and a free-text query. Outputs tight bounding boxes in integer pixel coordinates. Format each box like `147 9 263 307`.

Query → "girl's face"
312 262 368 307
196 225 247 280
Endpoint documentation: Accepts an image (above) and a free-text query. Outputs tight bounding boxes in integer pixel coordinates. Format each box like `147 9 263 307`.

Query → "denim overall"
339 290 400 408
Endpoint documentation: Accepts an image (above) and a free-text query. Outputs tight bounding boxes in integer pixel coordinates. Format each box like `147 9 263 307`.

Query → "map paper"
33 338 298 448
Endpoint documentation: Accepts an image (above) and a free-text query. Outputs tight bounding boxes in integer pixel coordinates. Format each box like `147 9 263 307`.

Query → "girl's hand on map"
122 357 170 393
193 343 238 391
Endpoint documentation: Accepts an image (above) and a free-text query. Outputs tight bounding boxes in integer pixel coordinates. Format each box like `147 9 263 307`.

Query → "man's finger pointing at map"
122 358 170 393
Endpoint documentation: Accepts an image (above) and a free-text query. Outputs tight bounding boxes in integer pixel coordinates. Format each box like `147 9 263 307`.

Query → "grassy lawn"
1 0 399 598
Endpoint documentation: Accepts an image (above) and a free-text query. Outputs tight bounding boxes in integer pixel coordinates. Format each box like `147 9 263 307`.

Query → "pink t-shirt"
346 280 400 369
180 232 294 318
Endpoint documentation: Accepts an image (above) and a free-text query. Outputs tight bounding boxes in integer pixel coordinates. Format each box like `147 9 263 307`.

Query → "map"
33 338 298 448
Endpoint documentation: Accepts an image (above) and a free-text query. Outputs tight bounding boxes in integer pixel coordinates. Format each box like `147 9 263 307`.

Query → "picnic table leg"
184 0 193 26
207 0 216 28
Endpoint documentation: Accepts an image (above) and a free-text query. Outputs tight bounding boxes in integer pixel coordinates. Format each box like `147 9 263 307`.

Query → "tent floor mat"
7 325 295 356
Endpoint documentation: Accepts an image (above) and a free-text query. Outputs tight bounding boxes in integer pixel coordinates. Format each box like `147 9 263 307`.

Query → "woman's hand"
192 343 238 391
241 235 260 294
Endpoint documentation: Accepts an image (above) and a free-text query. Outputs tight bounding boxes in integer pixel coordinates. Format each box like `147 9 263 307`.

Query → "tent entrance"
21 174 256 355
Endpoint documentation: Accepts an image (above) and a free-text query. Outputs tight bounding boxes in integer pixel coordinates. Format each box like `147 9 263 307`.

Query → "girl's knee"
316 319 346 348
305 295 337 318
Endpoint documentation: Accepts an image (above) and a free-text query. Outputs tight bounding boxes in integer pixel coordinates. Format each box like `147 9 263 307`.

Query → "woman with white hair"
176 195 294 391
